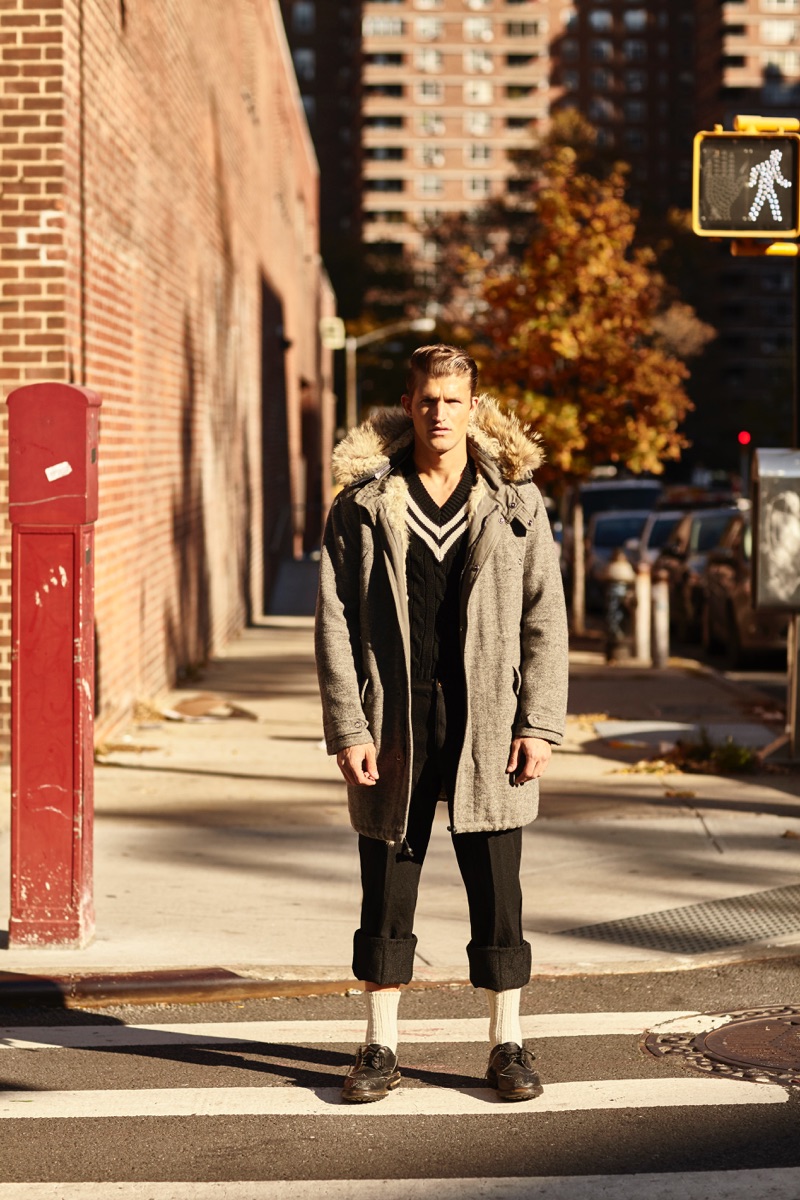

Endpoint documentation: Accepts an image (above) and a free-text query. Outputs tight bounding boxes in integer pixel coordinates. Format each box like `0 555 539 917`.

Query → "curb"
0 968 471 1009
2 946 798 1008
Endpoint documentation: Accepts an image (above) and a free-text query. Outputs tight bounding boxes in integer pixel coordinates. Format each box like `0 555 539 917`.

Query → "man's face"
401 372 477 459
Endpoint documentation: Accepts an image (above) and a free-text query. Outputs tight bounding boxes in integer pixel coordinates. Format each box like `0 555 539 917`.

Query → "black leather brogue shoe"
486 1042 543 1101
341 1043 401 1103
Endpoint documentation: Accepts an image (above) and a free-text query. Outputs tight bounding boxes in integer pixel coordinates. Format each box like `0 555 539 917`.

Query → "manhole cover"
644 1005 800 1087
701 1016 800 1077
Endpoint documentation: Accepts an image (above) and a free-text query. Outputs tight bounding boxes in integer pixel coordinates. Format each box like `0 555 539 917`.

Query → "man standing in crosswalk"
315 344 569 1103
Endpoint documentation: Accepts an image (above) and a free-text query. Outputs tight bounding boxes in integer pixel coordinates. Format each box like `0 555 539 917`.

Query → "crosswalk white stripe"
0 1011 721 1051
2 1175 800 1200
0 1078 787 1120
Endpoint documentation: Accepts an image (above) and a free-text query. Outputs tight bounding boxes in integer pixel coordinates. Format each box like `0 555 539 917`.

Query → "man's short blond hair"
406 343 479 398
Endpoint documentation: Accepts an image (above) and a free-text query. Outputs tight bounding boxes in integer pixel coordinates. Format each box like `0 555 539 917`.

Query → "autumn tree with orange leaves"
463 144 710 480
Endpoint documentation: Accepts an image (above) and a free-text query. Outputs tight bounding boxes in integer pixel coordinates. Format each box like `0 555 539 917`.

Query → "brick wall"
0 0 334 743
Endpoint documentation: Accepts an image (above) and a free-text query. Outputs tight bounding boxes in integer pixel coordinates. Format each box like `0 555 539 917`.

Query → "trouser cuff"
466 940 531 991
353 930 418 986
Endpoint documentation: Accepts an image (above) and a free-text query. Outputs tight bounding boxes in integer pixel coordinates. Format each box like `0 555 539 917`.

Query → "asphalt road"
0 959 798 1196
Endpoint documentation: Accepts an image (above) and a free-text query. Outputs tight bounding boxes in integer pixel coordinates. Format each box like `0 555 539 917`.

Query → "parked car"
653 506 740 642
585 509 649 611
638 509 683 566
562 478 663 594
702 511 789 667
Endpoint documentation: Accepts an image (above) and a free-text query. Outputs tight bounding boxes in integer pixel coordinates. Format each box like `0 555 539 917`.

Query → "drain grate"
562 884 800 955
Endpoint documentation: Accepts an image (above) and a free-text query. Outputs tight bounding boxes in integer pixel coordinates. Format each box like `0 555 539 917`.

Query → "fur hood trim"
332 394 544 488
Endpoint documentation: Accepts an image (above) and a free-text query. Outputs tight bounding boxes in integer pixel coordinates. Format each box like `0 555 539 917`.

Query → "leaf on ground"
663 789 697 799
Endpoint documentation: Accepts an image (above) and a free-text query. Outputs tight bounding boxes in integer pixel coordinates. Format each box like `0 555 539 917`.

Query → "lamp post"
345 317 436 430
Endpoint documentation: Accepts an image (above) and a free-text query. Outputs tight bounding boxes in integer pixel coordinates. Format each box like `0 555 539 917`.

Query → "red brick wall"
0 0 334 743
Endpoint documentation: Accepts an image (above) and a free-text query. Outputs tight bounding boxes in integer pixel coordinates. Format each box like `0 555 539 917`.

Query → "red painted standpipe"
6 382 102 947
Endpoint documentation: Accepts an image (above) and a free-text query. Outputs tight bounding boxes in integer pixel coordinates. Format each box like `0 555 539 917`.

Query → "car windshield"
646 514 680 549
592 514 649 548
690 512 735 554
580 484 662 519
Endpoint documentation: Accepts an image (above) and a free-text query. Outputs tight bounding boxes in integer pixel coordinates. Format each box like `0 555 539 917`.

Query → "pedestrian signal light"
738 430 752 446
692 132 800 237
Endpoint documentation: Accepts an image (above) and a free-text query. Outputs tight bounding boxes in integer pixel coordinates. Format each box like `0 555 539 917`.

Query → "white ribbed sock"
365 988 401 1052
486 988 523 1049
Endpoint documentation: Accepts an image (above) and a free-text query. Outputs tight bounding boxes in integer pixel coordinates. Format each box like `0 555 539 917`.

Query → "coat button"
499 516 505 524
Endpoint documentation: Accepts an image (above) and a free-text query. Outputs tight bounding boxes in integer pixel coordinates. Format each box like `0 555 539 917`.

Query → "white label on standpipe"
44 461 73 483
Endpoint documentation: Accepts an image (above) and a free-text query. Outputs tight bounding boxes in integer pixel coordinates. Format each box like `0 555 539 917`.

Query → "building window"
301 95 315 121
623 99 647 121
507 21 540 35
623 39 647 61
364 115 405 128
364 83 404 97
588 10 612 30
588 97 615 122
292 1 315 34
363 16 405 36
464 17 494 40
416 17 442 39
561 68 579 90
762 19 797 41
590 39 613 61
364 178 405 192
562 8 578 32
465 48 494 72
415 0 442 7
561 38 578 60
364 210 406 224
417 79 444 102
624 68 646 91
761 0 799 9
418 111 445 134
464 110 492 134
466 0 493 7
418 176 444 195
623 9 648 31
416 47 443 71
365 147 405 160
762 47 800 71
464 79 494 103
466 143 492 163
590 67 613 90
507 53 537 67
507 83 535 98
366 53 404 66
623 128 647 150
418 145 446 166
466 177 491 197
506 115 534 129
292 48 315 81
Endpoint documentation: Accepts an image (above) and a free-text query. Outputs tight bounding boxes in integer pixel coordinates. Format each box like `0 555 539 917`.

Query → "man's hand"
506 737 552 785
336 742 379 786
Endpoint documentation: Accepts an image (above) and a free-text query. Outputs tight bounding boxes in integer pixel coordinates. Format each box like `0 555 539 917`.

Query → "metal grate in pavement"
562 884 800 955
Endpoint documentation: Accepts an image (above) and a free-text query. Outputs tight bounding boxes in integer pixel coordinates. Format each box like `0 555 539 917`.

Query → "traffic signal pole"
694 114 800 758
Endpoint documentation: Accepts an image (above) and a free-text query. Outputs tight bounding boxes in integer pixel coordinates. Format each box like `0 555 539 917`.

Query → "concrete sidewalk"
1 618 799 999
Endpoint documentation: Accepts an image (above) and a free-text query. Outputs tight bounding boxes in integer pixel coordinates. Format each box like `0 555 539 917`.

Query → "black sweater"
404 459 475 685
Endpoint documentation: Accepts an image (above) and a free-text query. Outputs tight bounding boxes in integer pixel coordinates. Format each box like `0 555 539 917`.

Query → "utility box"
6 382 102 947
752 448 800 610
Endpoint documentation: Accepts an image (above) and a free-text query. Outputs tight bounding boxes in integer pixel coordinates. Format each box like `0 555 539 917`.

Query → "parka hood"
332 394 544 488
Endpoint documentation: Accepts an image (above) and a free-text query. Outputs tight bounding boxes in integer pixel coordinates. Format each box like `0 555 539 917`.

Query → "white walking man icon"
746 148 792 222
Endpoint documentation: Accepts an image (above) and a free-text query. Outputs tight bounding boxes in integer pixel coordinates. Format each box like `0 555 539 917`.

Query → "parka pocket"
512 665 522 695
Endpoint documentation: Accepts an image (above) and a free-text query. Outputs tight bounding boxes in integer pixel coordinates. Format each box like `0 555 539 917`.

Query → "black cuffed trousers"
353 678 532 992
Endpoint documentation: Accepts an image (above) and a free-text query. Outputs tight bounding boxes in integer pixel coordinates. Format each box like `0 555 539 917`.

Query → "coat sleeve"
514 485 569 745
314 492 373 755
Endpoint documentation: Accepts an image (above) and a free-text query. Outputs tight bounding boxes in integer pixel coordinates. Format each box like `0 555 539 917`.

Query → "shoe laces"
362 1045 388 1070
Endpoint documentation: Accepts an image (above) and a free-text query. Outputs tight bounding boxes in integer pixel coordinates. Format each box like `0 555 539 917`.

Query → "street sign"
319 316 346 350
692 131 800 237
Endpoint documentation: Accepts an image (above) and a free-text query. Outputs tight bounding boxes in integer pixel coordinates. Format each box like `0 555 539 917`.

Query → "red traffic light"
738 430 752 445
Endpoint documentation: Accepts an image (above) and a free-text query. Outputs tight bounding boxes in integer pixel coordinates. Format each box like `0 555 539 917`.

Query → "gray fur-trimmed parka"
314 395 569 842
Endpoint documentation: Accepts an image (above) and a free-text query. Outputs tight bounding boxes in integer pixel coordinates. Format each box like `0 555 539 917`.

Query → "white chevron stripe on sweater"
406 493 469 562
